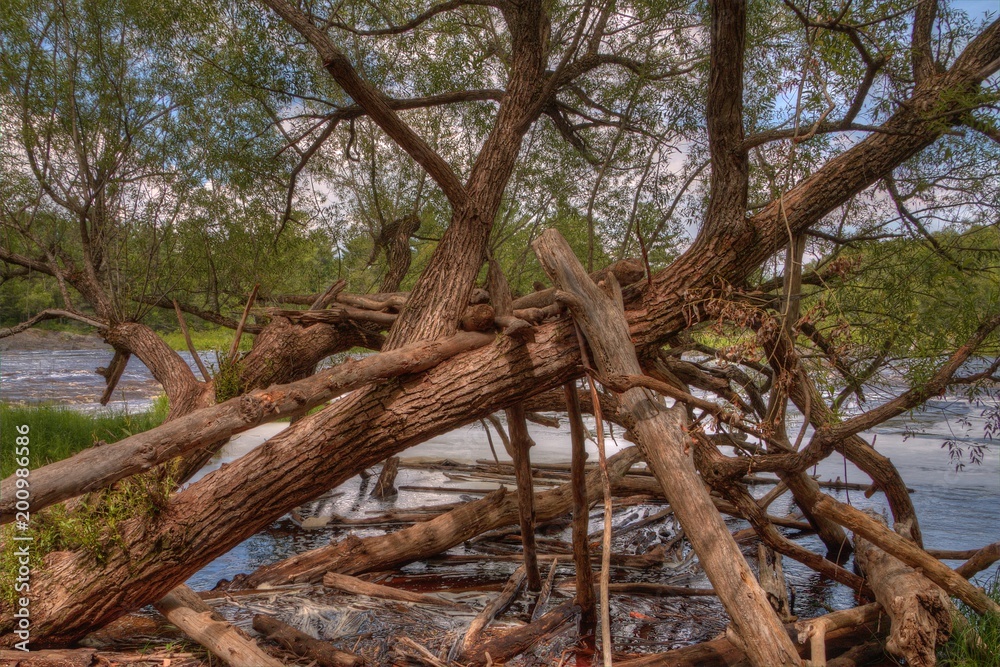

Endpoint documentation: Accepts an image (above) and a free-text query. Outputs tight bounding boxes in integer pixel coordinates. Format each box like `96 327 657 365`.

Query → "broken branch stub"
854 512 952 667
532 228 802 667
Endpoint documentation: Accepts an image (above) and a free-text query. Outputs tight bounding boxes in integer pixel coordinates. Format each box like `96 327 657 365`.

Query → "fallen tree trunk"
853 513 953 666
533 229 802 667
811 494 1000 616
0 331 491 522
322 572 465 608
251 614 364 667
238 447 641 588
152 584 285 667
8 25 1000 638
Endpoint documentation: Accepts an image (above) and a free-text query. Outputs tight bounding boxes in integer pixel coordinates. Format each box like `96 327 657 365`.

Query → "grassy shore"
0 398 169 478
940 572 1000 666
160 326 249 354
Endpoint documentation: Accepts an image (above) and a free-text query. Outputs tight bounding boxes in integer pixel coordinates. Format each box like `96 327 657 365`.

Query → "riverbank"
0 325 240 353
0 400 169 477
0 328 110 351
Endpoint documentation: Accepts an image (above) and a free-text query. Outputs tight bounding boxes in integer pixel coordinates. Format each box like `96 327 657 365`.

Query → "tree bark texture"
854 513 952 667
533 229 802 667
4 19 1000 643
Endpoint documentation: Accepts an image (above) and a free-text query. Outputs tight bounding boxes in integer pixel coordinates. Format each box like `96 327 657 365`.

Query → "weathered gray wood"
154 584 285 667
854 512 952 666
252 614 363 667
533 228 802 667
812 494 1000 616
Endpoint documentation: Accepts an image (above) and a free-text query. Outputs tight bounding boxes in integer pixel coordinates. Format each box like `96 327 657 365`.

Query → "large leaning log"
533 229 802 667
811 494 1000 616
153 584 285 667
853 513 952 666
0 332 492 522
238 447 641 588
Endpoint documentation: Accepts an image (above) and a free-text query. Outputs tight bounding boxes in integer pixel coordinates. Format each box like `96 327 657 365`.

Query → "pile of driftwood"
4 447 998 667
4 231 999 667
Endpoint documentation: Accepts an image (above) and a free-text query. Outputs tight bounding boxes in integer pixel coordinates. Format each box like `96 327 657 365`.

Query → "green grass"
939 572 1000 667
159 326 248 353
0 397 169 479
1 398 172 602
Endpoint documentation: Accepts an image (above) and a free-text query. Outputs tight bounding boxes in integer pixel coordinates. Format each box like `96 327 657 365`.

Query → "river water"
2 348 998 658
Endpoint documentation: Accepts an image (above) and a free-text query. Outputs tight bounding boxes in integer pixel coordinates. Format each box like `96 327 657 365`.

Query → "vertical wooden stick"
565 381 597 637
584 373 614 667
506 405 542 591
229 283 260 362
173 299 211 382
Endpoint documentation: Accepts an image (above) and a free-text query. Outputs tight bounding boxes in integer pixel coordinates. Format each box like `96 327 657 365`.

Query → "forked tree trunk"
532 229 802 667
6 26 1000 638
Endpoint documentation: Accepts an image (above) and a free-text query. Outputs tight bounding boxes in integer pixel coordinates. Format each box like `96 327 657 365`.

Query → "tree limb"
256 0 469 208
0 308 106 339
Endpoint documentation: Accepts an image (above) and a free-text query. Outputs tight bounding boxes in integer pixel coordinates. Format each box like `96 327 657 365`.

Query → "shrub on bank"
940 572 1000 667
0 397 169 478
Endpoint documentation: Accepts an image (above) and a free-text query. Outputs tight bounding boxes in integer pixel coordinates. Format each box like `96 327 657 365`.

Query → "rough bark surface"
533 229 801 667
853 514 953 666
